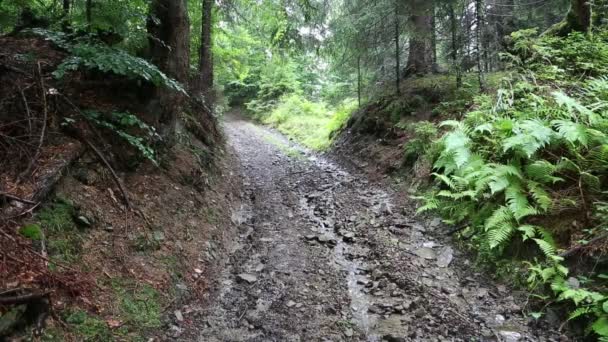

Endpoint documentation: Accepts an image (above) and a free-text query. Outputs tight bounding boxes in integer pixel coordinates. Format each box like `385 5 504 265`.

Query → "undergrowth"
415 28 608 338
250 94 356 150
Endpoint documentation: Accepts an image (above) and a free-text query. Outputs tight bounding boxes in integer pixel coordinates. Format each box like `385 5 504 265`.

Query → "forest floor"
180 112 564 341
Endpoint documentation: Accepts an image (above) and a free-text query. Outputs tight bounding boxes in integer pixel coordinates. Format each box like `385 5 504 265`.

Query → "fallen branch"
0 192 37 205
80 138 132 210
560 232 608 258
19 62 48 180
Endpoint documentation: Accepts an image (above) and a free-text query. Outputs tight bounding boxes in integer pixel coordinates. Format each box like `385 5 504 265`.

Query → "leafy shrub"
78 110 159 165
32 29 186 94
418 29 608 338
397 121 439 165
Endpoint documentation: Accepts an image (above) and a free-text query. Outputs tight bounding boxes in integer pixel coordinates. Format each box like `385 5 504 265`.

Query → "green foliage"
397 121 439 165
259 95 356 150
65 310 113 341
111 279 163 330
32 29 186 94
79 110 159 165
36 197 83 263
418 29 608 338
19 223 42 240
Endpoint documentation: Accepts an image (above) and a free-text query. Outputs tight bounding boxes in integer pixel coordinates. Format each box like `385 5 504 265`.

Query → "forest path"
195 114 556 341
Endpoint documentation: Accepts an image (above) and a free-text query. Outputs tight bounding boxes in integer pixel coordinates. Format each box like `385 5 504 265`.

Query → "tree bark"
147 0 190 146
430 2 439 73
405 0 433 76
85 0 92 29
475 0 485 91
357 55 362 108
62 0 70 14
545 0 592 35
394 2 401 95
449 3 462 88
199 0 214 102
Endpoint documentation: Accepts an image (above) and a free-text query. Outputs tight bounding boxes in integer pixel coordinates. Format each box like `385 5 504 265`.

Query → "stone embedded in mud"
415 247 436 260
75 215 92 227
286 300 297 308
498 330 523 342
317 235 337 246
237 273 258 284
174 310 184 322
436 246 454 268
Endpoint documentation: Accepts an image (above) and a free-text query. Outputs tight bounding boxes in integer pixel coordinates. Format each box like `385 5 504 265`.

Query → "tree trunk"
431 2 439 73
394 2 401 95
357 55 362 108
475 0 485 91
449 3 462 88
545 0 592 35
85 0 92 29
61 0 70 31
405 0 433 76
199 0 214 103
147 0 190 146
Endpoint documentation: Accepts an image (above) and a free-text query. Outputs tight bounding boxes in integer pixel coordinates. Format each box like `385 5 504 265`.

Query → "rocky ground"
181 114 566 341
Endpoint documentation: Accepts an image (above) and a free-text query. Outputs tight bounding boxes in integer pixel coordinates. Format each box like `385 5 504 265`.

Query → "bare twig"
20 62 48 180
560 232 608 258
0 192 37 205
81 138 132 210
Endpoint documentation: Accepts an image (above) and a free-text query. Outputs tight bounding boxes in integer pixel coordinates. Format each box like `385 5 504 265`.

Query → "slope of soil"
185 113 563 341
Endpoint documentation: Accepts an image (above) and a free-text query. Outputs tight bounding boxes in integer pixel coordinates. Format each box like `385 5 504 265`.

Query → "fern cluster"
418 29 608 337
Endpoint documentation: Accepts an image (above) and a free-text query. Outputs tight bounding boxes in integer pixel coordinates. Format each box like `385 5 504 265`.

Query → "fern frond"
568 307 592 321
506 181 533 220
534 238 557 257
525 160 563 184
488 220 516 249
517 224 538 241
443 129 472 168
528 181 552 212
581 172 601 192
552 120 590 146
485 206 513 231
432 173 456 189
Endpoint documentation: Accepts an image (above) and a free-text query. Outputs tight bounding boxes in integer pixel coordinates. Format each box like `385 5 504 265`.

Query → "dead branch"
19 62 48 180
560 232 608 258
0 192 37 205
81 138 133 210
0 291 50 305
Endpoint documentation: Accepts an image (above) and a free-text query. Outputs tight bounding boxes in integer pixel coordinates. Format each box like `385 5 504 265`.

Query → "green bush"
417 29 608 338
31 29 185 94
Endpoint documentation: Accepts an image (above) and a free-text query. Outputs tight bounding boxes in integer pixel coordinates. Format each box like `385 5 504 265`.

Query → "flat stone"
498 330 522 342
286 300 297 308
237 273 258 284
436 246 454 267
174 310 184 322
415 247 436 260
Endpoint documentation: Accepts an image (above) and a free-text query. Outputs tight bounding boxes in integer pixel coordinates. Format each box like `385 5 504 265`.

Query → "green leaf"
593 317 608 336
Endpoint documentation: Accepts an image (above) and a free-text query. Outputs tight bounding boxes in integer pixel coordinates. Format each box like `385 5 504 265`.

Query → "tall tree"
394 1 401 95
475 0 485 91
147 0 191 145
199 0 214 102
405 0 434 76
448 1 462 88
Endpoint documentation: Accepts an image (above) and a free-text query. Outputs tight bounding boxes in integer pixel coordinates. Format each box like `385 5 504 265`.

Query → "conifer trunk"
147 0 190 146
199 0 214 102
405 0 433 76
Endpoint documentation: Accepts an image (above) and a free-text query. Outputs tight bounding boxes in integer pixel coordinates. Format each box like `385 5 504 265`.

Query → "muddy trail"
188 115 561 342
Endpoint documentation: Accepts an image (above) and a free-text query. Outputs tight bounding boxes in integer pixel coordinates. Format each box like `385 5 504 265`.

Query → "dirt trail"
193 114 561 341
